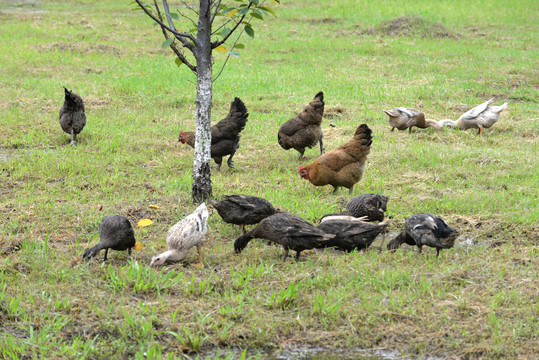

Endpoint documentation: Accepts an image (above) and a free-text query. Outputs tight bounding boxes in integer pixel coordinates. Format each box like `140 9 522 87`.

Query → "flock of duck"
59 88 508 265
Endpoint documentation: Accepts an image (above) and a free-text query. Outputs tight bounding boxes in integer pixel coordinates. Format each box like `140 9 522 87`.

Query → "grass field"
0 0 537 359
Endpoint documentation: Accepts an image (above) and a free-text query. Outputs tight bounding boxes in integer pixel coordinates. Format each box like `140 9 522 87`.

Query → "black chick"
234 212 335 262
83 215 136 261
59 87 86 145
321 194 389 222
209 195 278 233
317 216 388 252
387 213 459 256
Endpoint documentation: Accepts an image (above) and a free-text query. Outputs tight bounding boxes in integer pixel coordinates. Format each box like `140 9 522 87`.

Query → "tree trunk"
192 0 213 203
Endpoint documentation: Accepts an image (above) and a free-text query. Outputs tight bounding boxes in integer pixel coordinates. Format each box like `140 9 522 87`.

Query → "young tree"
134 0 278 202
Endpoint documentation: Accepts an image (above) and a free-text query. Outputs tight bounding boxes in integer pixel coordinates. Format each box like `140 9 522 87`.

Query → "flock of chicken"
59 87 506 265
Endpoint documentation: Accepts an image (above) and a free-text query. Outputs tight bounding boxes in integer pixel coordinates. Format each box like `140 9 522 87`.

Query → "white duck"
439 98 508 135
384 107 443 133
150 203 209 267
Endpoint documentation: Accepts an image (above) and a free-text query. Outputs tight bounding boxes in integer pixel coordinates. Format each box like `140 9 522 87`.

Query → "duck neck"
159 249 184 263
437 119 458 128
425 119 443 131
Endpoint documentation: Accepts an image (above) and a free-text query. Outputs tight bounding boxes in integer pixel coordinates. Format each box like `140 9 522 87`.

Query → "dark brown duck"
83 215 136 261
234 212 335 262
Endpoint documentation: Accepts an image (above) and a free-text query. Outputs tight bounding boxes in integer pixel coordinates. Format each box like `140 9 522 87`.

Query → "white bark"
191 0 213 202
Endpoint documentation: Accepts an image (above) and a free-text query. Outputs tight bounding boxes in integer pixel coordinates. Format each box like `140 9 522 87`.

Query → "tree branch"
153 0 196 72
210 0 222 25
134 0 197 48
213 25 246 82
177 7 198 28
181 1 199 16
211 2 254 48
211 16 237 36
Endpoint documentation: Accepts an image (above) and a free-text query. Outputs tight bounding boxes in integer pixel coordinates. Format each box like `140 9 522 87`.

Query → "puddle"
0 0 39 8
196 347 443 360
0 146 56 162
0 148 14 162
268 347 412 360
456 236 475 248
0 0 48 13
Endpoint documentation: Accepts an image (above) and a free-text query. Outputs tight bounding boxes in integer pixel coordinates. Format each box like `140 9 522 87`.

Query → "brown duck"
321 194 389 222
384 107 442 133
83 215 136 261
317 216 388 252
209 195 278 233
234 212 335 262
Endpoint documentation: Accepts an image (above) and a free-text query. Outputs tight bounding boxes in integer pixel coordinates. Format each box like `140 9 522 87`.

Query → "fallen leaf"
136 219 153 228
149 205 159 209
134 242 143 250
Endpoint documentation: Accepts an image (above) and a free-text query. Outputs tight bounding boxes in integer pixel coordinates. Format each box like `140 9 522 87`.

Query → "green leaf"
227 51 240 57
175 57 183 67
220 7 236 15
221 27 231 38
251 10 264 20
169 12 179 20
238 7 249 15
249 0 259 4
234 43 245 49
161 38 173 49
259 6 277 17
244 25 254 38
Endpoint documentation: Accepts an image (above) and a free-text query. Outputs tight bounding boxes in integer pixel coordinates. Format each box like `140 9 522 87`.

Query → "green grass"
0 0 538 359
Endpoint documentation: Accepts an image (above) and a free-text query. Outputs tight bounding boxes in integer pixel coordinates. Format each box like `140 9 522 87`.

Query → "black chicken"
387 213 459 256
317 217 388 252
234 212 335 262
278 91 325 159
178 97 249 170
209 195 278 233
83 215 136 261
321 194 389 222
59 87 86 145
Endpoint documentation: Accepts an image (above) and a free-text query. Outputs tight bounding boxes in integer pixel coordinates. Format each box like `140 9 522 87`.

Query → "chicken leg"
319 138 325 154
215 157 223 171
227 150 237 168
70 129 76 145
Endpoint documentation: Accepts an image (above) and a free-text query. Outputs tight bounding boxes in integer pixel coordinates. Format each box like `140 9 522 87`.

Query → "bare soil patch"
364 15 458 39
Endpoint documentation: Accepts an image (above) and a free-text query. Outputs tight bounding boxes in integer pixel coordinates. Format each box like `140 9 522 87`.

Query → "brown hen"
278 91 325 159
298 124 372 195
